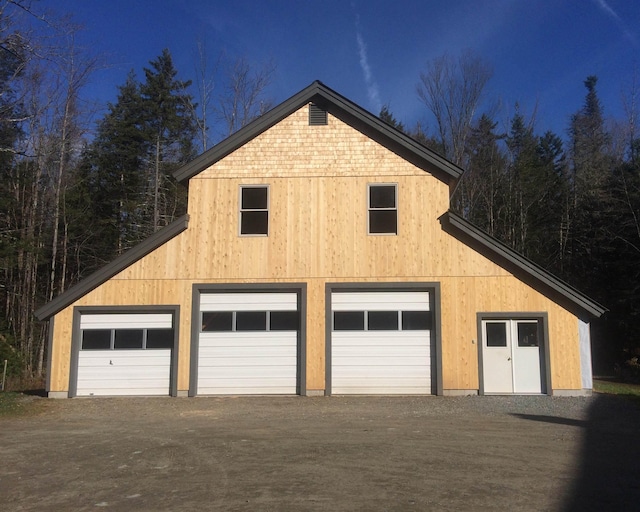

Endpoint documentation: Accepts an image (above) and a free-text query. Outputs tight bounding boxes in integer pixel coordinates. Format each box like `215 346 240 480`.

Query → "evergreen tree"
379 104 405 133
140 48 196 231
80 72 148 258
455 113 506 235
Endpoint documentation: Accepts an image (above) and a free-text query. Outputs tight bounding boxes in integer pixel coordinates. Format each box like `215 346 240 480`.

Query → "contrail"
355 14 382 113
593 0 637 45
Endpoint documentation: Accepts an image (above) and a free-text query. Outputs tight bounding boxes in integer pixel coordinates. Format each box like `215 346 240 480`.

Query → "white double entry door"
481 319 544 394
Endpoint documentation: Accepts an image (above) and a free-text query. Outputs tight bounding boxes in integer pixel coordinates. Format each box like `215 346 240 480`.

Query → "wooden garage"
36 81 604 398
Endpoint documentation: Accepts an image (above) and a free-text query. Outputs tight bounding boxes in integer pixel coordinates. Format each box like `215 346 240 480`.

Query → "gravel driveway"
1 394 639 511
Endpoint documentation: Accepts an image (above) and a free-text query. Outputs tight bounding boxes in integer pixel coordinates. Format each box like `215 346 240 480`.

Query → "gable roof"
173 80 464 184
35 215 189 321
440 211 606 318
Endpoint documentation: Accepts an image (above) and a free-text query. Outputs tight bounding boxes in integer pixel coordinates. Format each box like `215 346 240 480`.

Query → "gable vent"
309 103 328 125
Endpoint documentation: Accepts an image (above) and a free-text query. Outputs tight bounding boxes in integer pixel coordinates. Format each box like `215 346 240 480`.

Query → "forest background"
1 1 639 385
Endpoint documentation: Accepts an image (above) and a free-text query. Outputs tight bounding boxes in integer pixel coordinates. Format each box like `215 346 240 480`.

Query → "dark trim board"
476 312 551 395
324 282 442 396
189 283 307 397
69 305 181 398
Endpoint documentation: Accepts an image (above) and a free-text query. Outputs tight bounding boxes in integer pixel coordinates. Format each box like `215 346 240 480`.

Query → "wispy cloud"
355 14 382 114
593 0 637 46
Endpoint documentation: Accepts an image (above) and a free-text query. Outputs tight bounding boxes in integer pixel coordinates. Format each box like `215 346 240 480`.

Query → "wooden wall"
48 104 583 394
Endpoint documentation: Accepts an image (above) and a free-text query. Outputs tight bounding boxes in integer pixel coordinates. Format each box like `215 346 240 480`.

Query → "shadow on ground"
516 394 640 511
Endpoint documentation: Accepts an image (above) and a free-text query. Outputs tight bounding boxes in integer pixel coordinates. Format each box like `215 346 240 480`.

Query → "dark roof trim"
440 211 606 318
173 80 464 184
35 215 190 321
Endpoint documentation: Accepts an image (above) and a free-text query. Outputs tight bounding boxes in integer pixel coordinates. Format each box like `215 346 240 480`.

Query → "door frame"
476 312 551 395
325 282 442 396
189 283 307 396
70 305 181 398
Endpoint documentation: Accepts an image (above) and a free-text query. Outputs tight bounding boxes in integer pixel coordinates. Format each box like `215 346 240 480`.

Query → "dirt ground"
1 394 639 512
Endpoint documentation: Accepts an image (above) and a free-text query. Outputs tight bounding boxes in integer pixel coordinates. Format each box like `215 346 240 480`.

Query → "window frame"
239 185 269 236
367 183 398 235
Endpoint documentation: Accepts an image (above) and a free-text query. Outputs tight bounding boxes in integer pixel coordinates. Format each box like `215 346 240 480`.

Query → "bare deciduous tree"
416 50 492 166
217 56 275 136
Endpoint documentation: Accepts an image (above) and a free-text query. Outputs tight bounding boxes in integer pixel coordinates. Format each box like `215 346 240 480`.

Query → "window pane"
242 187 268 209
270 311 299 331
82 329 111 350
486 322 507 347
114 329 144 349
236 311 267 331
369 210 397 234
334 311 365 331
518 322 539 347
146 329 174 349
202 312 233 332
241 211 268 235
368 311 399 330
402 311 432 330
370 185 396 208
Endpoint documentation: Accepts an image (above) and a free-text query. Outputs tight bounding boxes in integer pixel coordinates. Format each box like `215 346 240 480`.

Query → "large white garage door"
77 313 174 396
197 292 299 394
331 291 431 394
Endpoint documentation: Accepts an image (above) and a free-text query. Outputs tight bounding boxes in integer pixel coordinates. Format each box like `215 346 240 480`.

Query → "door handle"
507 357 511 361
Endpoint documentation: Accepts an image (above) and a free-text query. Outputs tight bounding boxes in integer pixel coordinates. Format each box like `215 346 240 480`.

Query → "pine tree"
140 49 196 231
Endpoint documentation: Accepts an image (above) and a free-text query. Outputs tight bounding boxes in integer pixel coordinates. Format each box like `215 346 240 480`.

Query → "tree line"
382 52 640 376
0 2 274 381
0 2 637 382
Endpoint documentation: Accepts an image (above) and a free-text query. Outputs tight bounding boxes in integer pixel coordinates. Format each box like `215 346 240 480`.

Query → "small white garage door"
196 292 299 394
77 313 174 396
331 291 432 394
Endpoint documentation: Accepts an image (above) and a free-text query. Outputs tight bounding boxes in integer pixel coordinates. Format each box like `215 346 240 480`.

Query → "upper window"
368 184 397 235
240 186 269 235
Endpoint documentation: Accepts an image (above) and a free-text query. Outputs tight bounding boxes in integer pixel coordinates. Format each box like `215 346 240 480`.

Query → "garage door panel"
332 386 429 395
333 347 430 358
334 351 431 368
332 292 430 311
332 365 430 378
199 345 296 358
78 350 171 366
200 292 297 311
199 366 296 379
80 313 172 329
198 356 298 367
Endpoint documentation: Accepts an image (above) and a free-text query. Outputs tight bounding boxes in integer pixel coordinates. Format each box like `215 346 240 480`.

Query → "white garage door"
331 291 432 394
77 313 174 396
197 292 299 394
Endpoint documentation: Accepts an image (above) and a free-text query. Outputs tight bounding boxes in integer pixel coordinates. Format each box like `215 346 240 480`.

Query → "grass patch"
594 378 640 404
0 391 42 417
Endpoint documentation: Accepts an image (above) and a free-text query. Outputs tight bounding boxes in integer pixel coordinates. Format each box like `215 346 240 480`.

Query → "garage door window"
82 329 111 350
201 311 299 332
402 311 432 330
81 328 173 350
368 311 398 330
334 310 431 331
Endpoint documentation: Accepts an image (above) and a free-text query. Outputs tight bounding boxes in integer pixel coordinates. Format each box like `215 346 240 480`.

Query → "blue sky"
47 0 640 143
